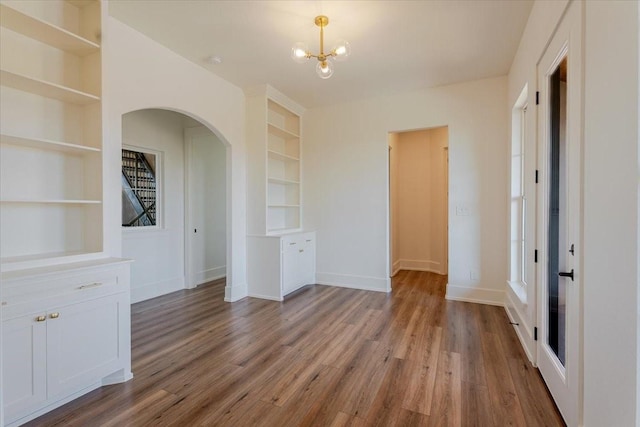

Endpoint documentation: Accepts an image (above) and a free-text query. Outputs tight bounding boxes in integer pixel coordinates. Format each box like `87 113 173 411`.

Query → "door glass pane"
547 58 567 366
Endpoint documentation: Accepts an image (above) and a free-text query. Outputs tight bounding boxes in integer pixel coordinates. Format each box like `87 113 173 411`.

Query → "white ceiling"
109 0 533 109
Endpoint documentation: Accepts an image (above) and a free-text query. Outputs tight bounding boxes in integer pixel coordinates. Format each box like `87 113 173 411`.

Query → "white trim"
445 283 505 306
395 259 444 275
247 292 283 302
101 369 134 386
507 279 528 305
224 282 248 302
191 266 226 287
316 272 391 293
504 289 535 364
130 276 184 303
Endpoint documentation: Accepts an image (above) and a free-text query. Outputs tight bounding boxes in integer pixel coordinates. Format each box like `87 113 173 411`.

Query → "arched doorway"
121 108 230 303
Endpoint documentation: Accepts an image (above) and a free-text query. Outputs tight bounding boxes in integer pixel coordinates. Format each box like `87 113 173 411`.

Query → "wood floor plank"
25 272 564 427
481 332 529 426
428 351 462 427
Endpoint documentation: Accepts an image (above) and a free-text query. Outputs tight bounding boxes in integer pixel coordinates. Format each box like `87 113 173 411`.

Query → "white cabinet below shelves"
1 258 132 427
248 232 316 301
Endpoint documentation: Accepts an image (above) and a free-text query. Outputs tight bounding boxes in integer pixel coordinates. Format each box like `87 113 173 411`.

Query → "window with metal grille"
122 148 159 227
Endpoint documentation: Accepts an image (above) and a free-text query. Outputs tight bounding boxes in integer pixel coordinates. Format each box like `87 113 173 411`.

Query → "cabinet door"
282 241 300 295
299 236 316 285
46 293 125 398
2 314 47 423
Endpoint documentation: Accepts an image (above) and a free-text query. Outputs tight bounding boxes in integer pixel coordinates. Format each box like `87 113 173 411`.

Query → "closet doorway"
389 127 449 278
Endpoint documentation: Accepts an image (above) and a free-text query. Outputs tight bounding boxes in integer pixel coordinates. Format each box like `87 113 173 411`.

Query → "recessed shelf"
268 177 300 185
0 3 100 56
268 150 299 162
268 123 299 139
0 133 101 154
0 199 102 205
0 69 100 104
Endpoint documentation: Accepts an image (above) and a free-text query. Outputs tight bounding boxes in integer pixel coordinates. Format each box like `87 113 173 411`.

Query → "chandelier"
291 15 351 79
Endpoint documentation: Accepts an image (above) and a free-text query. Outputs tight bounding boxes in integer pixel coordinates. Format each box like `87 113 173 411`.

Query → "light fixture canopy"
291 15 350 79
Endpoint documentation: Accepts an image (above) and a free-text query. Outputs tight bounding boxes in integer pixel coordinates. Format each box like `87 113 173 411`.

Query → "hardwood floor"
25 271 564 426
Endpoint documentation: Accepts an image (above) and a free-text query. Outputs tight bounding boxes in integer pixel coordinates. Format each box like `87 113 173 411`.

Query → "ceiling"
109 0 533 109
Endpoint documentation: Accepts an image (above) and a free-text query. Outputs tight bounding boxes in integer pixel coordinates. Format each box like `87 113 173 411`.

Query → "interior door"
536 2 582 425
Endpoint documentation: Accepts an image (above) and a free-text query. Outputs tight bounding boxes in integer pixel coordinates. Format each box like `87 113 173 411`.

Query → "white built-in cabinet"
246 85 316 299
2 259 132 427
0 0 105 270
248 232 316 300
0 2 132 426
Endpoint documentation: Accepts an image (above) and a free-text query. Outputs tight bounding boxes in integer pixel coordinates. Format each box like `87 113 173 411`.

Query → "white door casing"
535 1 583 425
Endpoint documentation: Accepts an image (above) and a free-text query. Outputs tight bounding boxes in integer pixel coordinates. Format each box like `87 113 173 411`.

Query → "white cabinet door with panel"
2 314 47 423
46 293 126 400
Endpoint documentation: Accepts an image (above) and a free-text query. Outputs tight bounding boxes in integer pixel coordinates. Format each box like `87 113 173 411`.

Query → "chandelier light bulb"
291 42 309 63
316 59 334 79
332 40 351 62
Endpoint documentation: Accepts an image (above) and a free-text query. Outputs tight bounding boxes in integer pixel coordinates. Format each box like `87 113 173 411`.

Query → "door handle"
559 269 574 281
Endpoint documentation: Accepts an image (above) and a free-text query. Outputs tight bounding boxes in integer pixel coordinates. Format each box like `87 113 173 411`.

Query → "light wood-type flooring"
26 271 564 426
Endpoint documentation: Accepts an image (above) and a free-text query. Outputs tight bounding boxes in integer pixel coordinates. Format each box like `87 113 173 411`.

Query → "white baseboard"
225 282 248 302
101 369 134 386
247 292 283 302
316 272 391 293
396 259 444 274
131 276 184 303
192 265 226 287
391 260 401 277
445 283 505 306
505 287 536 364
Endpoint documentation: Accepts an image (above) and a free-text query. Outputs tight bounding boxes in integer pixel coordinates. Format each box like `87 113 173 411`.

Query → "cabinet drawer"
2 266 127 321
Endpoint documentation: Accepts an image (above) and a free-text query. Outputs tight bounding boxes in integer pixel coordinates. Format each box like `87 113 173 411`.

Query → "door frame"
535 1 583 425
183 125 229 289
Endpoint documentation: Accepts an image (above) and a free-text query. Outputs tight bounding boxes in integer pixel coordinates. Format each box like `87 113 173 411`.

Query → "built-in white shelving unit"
246 85 304 235
1 3 132 426
0 0 104 270
246 85 316 300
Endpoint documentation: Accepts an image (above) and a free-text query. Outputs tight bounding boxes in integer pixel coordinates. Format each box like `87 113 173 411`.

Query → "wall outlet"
456 206 471 216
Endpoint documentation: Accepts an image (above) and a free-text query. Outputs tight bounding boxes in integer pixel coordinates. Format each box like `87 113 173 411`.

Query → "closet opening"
389 126 449 283
121 109 230 303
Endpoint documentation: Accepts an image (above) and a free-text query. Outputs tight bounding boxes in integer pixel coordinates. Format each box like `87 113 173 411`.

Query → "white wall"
582 1 638 425
187 127 227 286
122 109 185 302
304 76 508 303
392 127 448 275
104 16 247 301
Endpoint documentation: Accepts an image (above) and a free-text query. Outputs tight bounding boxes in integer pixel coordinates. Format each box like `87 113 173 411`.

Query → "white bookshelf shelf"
0 199 102 205
0 133 101 154
0 3 100 56
268 177 300 185
267 150 299 162
268 123 299 140
0 69 100 104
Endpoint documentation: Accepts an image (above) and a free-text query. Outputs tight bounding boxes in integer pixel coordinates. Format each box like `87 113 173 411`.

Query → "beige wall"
391 127 448 275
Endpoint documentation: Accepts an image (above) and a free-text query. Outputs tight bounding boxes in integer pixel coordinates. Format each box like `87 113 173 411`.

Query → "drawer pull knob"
78 282 103 290
306 239 312 242
36 315 46 322
50 312 60 319
289 242 297 246
299 249 304 253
